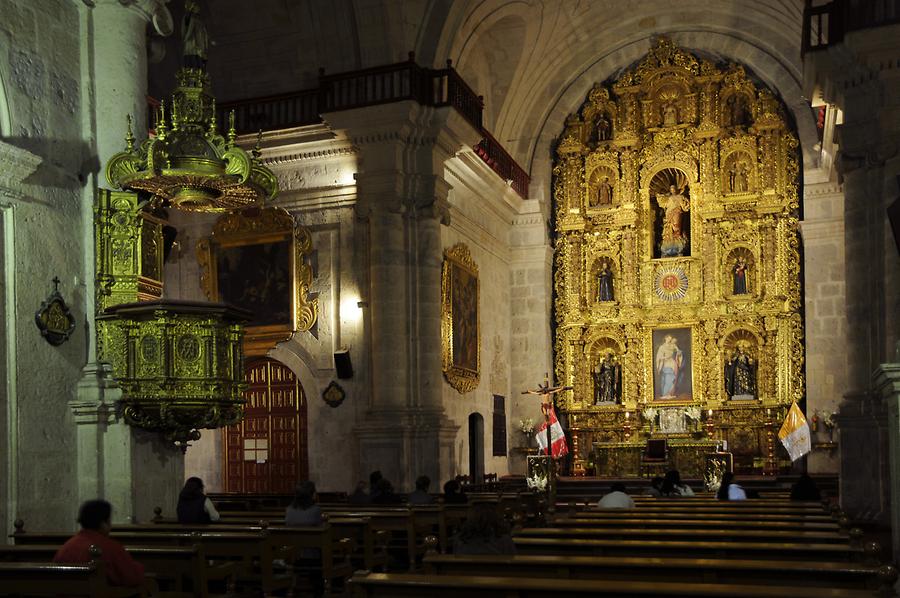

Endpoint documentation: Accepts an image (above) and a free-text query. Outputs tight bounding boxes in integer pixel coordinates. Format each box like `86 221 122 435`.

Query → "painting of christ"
450 262 478 372
652 327 693 401
216 240 292 328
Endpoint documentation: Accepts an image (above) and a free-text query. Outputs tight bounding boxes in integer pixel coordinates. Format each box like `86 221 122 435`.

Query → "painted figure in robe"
655 335 683 398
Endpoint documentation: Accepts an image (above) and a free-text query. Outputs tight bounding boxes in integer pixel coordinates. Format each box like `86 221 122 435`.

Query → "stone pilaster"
70 0 183 521
874 358 900 557
324 101 478 490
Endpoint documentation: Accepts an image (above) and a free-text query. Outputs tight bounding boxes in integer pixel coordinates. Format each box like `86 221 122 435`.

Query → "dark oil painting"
451 262 478 372
216 240 291 327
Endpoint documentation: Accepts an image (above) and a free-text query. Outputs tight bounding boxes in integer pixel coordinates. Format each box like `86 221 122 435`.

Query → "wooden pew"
12 529 291 596
422 554 897 592
514 526 852 544
512 536 870 562
346 571 880 597
0 560 150 597
562 509 837 523
0 544 217 598
548 516 840 531
116 522 352 593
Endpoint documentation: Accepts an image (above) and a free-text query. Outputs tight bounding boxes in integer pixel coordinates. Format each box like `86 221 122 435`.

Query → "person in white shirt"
661 470 695 497
716 472 747 501
597 483 635 509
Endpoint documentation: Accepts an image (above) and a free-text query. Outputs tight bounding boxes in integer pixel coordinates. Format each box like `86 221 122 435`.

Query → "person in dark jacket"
790 474 822 501
443 479 468 504
408 475 434 505
177 476 220 523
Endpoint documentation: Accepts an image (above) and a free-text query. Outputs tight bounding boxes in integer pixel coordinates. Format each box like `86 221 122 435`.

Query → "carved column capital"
0 141 42 199
87 0 173 35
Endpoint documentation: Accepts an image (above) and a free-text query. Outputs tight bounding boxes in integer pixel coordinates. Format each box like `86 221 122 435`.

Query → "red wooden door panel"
223 357 308 493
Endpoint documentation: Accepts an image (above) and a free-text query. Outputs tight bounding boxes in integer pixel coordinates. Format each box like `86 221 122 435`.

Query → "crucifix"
522 373 572 503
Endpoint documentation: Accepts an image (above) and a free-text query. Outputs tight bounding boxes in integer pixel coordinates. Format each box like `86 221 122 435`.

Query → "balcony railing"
207 55 528 198
803 0 900 54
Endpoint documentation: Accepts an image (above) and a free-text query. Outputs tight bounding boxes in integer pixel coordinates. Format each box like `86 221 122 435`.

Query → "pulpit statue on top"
182 0 209 68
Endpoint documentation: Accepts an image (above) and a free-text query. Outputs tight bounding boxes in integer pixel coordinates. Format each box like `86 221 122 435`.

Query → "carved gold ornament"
105 68 277 213
552 37 804 474
197 206 318 355
442 243 481 394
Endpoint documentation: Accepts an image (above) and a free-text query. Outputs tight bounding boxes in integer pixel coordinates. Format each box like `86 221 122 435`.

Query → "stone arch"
453 5 535 131
525 31 815 203
269 340 322 406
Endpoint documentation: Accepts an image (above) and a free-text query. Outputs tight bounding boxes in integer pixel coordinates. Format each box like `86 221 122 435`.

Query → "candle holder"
623 411 632 441
705 408 715 439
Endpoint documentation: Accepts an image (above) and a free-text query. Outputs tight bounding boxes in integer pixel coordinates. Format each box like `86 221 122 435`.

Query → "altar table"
592 439 719 478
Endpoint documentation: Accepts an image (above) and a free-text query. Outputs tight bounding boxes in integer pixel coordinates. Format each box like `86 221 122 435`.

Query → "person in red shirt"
53 499 145 587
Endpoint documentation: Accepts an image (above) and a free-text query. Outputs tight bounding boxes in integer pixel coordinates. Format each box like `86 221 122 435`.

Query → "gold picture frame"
197 206 317 356
647 325 697 405
441 243 480 393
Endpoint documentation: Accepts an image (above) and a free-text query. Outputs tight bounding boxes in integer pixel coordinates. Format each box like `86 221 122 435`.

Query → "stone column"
874 356 900 556
71 0 183 524
325 102 476 490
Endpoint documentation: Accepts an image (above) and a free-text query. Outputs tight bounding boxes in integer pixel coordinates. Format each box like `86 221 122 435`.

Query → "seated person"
285 480 323 526
177 476 220 523
661 469 695 497
371 478 401 504
442 479 468 504
452 504 516 555
644 476 664 497
790 474 822 501
408 475 435 505
348 481 370 505
53 500 145 587
597 482 635 509
716 472 747 501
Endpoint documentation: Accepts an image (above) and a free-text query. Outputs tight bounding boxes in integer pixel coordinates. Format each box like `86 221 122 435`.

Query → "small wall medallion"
322 380 346 408
35 277 76 346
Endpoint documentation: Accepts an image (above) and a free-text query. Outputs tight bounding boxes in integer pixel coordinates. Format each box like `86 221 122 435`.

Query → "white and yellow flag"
778 402 811 461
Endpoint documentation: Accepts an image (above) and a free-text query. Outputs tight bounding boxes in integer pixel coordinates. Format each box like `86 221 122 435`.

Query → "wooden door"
224 357 308 493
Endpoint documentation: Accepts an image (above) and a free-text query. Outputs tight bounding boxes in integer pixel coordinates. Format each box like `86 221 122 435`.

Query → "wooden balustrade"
802 0 900 54
210 56 528 198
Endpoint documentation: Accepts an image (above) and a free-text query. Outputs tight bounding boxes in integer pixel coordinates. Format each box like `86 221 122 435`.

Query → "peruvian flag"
535 406 569 459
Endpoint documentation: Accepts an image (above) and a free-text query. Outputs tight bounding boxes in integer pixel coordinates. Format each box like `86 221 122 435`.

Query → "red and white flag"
535 406 568 459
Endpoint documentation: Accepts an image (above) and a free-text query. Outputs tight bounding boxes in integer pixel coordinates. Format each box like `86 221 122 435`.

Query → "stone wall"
0 0 87 534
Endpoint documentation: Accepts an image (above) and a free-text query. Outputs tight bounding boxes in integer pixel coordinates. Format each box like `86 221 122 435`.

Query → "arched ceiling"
424 0 816 200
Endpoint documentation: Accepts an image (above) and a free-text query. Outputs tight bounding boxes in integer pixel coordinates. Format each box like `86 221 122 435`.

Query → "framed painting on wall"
650 326 693 402
197 206 317 355
442 243 480 393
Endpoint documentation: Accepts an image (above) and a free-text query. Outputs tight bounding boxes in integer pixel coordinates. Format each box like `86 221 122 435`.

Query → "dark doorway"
468 413 485 484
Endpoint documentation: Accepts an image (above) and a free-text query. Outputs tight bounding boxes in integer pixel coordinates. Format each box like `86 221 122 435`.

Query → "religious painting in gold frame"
650 326 694 403
442 243 480 393
197 206 317 356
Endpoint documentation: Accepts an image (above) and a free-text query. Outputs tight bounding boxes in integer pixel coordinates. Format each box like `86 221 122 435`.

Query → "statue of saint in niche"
182 0 209 68
725 342 756 400
594 176 613 207
597 261 614 301
593 351 621 404
732 256 749 295
656 184 690 257
727 95 750 127
662 103 678 127
728 160 750 193
596 114 612 141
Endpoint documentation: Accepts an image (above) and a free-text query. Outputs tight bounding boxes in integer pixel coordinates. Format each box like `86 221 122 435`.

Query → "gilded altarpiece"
553 39 804 475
